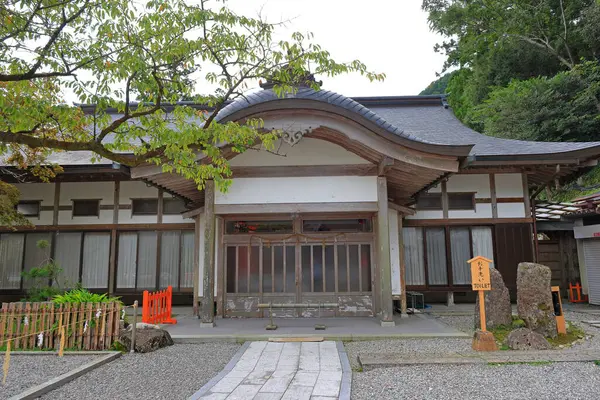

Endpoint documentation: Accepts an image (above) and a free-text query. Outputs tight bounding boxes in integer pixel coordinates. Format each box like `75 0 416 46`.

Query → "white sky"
227 0 446 96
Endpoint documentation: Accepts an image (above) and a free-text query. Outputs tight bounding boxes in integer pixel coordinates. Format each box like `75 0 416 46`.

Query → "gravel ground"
0 355 97 399
344 338 475 369
433 314 475 335
40 343 240 400
352 362 600 400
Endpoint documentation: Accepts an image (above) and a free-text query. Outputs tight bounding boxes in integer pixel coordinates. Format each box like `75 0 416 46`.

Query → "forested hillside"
421 0 600 201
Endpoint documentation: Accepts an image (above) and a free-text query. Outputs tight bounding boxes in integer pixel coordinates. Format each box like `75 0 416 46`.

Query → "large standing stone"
474 267 512 330
516 262 557 338
507 328 551 350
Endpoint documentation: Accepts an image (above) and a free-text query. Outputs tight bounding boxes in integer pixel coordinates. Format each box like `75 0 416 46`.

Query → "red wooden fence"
142 286 177 324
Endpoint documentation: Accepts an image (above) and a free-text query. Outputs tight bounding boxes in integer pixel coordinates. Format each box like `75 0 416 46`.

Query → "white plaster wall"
215 176 377 204
389 209 401 295
447 174 490 198
119 181 158 224
497 203 526 218
58 182 113 224
495 173 524 197
14 183 55 225
229 138 370 167
449 204 493 219
407 210 443 220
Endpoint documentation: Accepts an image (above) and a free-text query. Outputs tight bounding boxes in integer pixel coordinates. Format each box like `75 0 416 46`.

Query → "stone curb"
7 352 121 400
337 341 352 400
172 332 469 343
188 341 250 400
358 350 600 371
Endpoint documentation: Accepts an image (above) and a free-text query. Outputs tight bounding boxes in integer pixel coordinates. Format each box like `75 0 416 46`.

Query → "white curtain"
180 231 195 288
23 233 52 289
0 234 25 289
160 231 180 289
426 228 448 285
403 227 425 285
472 227 495 267
136 231 157 289
450 228 471 284
117 233 138 289
54 232 82 288
81 233 110 288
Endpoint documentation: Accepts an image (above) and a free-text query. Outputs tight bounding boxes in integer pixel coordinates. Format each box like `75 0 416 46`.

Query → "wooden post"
192 214 200 316
377 177 395 326
478 290 486 332
201 180 216 327
469 256 496 351
489 174 498 219
397 213 408 317
131 300 138 353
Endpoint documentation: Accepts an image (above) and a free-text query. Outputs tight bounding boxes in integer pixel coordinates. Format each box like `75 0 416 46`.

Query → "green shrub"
52 288 122 305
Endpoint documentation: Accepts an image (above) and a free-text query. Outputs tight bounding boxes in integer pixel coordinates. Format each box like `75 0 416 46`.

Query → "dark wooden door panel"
495 224 534 292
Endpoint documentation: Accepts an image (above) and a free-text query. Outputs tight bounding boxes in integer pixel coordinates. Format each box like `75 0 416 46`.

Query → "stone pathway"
189 341 351 400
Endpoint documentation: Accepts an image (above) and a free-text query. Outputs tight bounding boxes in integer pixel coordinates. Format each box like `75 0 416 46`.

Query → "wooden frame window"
448 192 476 210
16 201 41 217
302 219 372 233
225 220 294 234
416 193 442 210
116 230 194 292
131 198 158 216
403 225 495 289
163 197 186 215
72 199 100 217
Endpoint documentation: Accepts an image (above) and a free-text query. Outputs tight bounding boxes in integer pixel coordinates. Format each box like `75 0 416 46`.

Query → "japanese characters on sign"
468 256 492 291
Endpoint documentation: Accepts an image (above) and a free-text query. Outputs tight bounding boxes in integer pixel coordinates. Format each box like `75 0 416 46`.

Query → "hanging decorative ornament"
95 308 101 319
121 308 126 320
37 332 44 348
23 316 28 326
83 320 88 333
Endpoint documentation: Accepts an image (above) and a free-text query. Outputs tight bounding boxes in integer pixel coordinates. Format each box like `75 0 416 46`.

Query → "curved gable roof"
217 87 600 162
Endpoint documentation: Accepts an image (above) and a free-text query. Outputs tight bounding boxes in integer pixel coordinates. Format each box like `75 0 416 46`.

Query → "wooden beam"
231 164 378 178
489 174 498 218
404 218 534 226
182 206 205 219
441 180 449 219
108 180 119 295
522 173 532 218
214 202 378 214
52 181 60 225
377 177 395 326
398 214 408 316
201 180 216 326
388 201 416 216
0 223 195 232
378 157 394 176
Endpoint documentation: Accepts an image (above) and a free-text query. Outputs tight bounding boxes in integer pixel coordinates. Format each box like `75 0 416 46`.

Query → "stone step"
357 350 600 371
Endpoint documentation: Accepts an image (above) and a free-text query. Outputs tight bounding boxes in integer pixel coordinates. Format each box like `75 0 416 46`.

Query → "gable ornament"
280 127 313 146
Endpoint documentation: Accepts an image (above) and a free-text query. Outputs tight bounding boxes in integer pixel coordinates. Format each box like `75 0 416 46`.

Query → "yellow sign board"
468 256 492 291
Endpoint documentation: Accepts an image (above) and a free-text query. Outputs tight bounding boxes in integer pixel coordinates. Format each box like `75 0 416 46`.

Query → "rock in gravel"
118 327 174 353
517 262 557 338
475 267 512 330
507 328 551 350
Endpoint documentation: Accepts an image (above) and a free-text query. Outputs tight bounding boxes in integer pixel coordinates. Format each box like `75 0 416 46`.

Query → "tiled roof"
217 87 600 158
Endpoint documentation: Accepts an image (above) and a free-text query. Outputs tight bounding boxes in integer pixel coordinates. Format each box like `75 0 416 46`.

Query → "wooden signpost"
468 256 497 351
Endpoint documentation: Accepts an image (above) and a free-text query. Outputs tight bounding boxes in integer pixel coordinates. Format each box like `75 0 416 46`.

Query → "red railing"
569 282 588 303
142 286 177 324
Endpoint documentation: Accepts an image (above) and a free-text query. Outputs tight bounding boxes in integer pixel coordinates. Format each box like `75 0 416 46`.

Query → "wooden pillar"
397 213 408 318
108 181 119 295
377 177 395 326
192 214 200 317
489 174 498 218
441 180 449 219
200 180 216 327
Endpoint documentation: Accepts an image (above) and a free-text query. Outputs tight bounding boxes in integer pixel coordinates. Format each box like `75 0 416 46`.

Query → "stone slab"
8 352 121 400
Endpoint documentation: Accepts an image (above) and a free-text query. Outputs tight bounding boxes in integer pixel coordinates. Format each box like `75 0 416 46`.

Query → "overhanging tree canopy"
0 0 383 224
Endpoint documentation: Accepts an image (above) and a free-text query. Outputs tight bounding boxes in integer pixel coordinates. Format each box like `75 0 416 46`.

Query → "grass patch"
594 360 600 366
488 361 553 366
547 321 586 348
